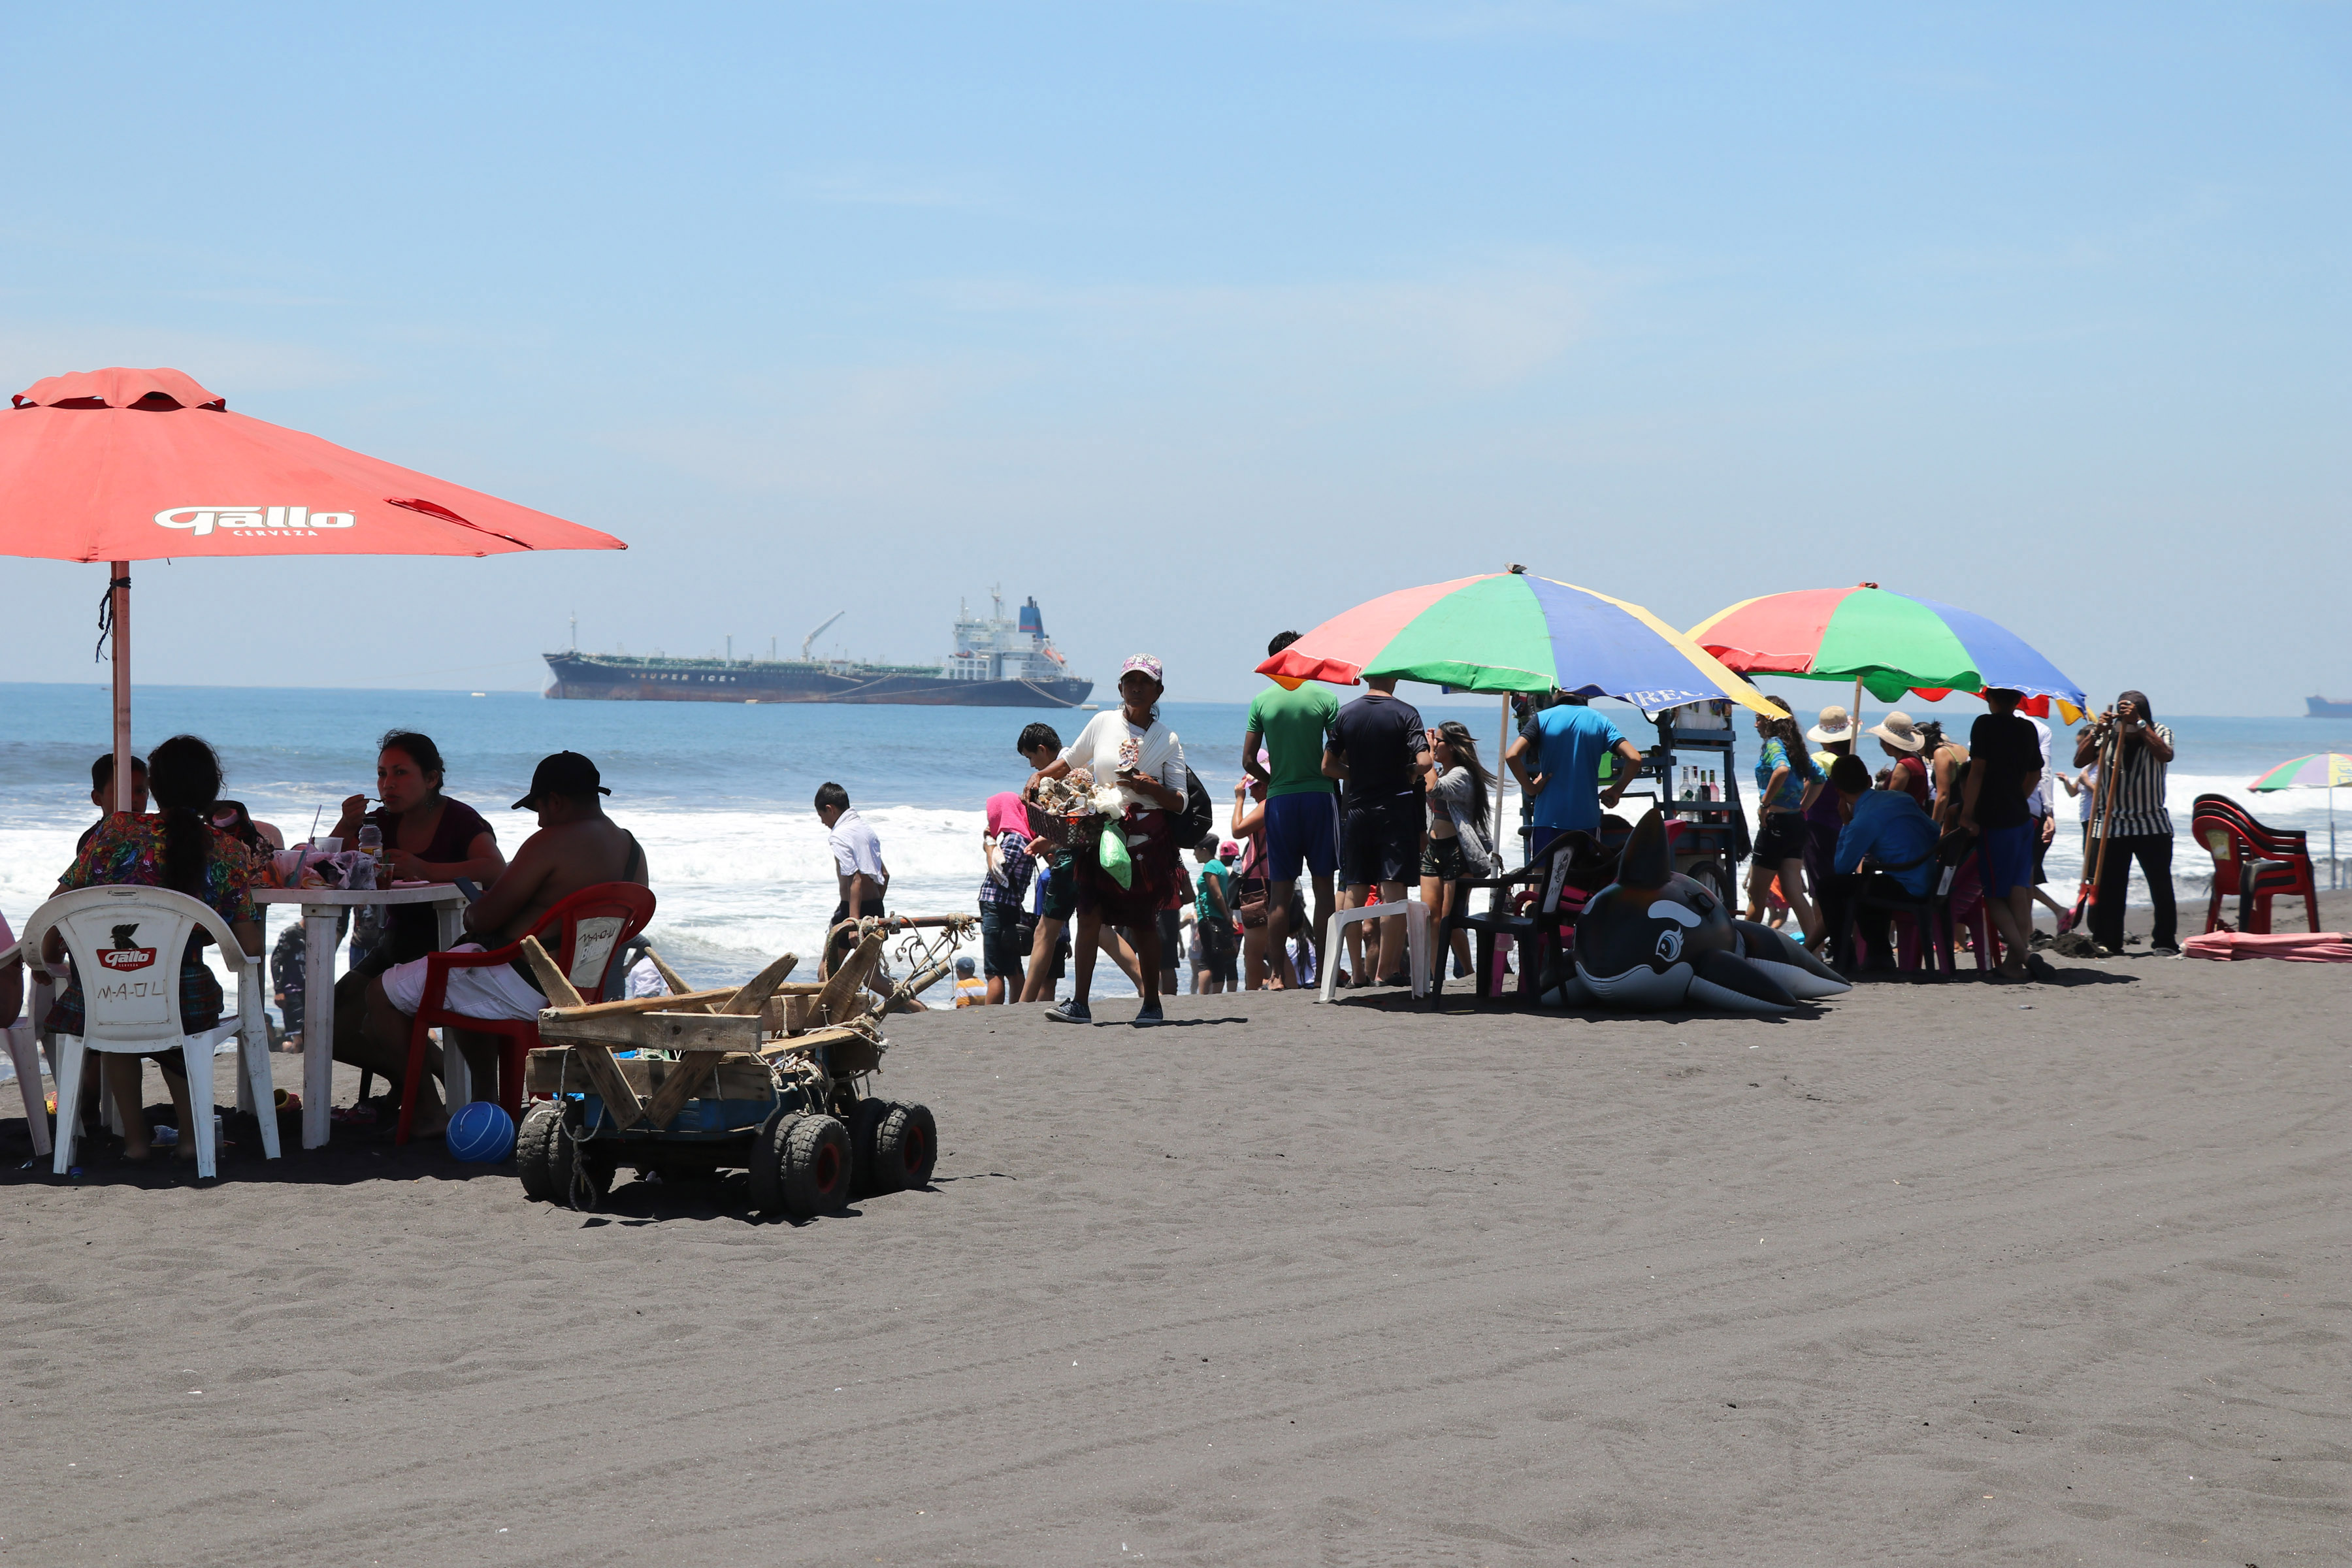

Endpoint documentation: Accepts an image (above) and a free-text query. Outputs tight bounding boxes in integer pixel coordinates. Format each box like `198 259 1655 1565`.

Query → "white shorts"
382 944 546 1022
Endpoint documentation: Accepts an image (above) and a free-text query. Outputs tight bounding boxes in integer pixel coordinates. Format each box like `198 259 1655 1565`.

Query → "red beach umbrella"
0 367 627 806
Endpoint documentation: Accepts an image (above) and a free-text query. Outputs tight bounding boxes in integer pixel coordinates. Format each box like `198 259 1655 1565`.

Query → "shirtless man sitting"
344 751 648 1135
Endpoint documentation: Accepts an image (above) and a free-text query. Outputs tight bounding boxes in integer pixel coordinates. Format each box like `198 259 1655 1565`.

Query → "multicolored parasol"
1687 583 2086 723
1258 570 1778 713
2248 753 2352 792
2249 753 2352 889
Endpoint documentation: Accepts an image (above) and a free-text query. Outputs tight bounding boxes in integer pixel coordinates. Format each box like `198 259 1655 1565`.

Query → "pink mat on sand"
2183 930 2352 962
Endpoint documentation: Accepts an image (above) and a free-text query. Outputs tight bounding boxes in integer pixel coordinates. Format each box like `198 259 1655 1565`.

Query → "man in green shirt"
1243 630 1341 988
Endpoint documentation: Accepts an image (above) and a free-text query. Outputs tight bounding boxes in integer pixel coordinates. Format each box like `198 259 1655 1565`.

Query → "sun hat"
1119 653 1164 685
1806 705 1854 745
1868 711 1926 753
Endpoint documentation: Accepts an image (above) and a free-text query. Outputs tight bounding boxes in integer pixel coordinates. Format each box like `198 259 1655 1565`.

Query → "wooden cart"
510 917 962 1216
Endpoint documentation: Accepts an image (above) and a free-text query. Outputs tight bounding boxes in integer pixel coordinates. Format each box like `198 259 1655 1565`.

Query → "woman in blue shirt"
1746 706 1825 947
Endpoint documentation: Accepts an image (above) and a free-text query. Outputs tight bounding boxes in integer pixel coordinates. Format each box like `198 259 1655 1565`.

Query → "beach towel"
2182 930 2352 962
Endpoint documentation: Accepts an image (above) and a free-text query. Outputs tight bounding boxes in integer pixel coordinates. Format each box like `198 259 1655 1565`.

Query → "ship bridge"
946 590 1072 683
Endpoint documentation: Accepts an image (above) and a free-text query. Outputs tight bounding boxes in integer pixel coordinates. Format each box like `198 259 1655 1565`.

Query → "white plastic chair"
1 939 52 1158
1318 898 1433 1002
24 886 280 1180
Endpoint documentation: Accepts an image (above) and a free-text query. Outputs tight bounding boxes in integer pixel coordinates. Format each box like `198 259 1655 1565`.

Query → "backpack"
1174 764 1215 846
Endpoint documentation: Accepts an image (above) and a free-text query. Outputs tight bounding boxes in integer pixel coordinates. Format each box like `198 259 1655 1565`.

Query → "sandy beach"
4 896 2347 1567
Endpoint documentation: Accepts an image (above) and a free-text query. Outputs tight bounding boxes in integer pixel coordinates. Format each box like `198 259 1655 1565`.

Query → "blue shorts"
1263 791 1341 883
1979 823 2034 898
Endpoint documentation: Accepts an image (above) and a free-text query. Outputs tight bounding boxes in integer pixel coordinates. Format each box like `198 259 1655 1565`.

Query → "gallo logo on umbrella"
155 506 357 537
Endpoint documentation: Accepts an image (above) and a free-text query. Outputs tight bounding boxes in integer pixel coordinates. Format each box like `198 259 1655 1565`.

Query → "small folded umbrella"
1259 568 1780 834
2249 753 2352 889
1688 583 2087 723
0 367 627 808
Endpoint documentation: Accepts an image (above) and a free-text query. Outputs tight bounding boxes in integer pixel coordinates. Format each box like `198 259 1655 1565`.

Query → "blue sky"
3 3 2345 713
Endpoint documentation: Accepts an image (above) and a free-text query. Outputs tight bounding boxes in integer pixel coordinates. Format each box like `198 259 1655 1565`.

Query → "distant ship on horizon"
2308 696 2352 718
544 589 1093 708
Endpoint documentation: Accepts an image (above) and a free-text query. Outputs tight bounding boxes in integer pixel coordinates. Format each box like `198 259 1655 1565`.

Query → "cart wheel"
544 1102 614 1211
749 1110 853 1219
516 1102 563 1202
875 1102 938 1191
848 1097 893 1197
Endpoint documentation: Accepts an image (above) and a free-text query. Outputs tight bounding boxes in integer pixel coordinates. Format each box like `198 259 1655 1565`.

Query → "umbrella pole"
1497 694 1512 866
110 561 133 813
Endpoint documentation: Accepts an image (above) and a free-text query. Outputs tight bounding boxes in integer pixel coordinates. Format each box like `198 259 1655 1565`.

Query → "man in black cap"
348 751 647 1135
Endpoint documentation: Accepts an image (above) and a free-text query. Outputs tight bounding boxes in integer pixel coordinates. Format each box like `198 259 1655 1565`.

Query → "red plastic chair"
2192 794 2319 932
394 883 657 1145
2191 811 2313 936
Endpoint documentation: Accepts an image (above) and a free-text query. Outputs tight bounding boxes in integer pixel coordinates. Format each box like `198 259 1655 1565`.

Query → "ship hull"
544 653 1091 708
2308 696 2352 718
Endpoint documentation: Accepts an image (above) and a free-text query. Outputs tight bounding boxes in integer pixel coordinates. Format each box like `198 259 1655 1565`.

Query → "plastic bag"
1098 819 1134 889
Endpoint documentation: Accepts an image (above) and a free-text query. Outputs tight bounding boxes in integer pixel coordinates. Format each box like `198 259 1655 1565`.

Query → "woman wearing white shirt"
1028 655 1187 1026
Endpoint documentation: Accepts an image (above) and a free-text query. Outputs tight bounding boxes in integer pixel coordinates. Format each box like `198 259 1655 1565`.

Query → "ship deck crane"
802 610 847 662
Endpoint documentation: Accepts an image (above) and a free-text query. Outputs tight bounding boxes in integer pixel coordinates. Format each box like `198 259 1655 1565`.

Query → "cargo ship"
2308 696 2352 718
544 591 1092 708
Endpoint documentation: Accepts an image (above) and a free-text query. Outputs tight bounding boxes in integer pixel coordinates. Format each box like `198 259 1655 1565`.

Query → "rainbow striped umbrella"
2249 753 2352 792
2251 753 2352 888
1258 570 1778 713
1688 583 2087 723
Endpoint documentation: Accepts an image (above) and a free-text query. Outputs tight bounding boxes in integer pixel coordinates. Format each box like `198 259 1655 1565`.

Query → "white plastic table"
253 885 470 1149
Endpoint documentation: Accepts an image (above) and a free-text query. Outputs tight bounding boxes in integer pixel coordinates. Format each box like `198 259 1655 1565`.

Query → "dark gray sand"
5 899 2347 1566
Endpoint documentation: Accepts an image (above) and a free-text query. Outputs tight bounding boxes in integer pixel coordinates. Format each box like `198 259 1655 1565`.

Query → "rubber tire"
749 1111 853 1219
546 1103 615 1211
847 1098 893 1198
875 1102 938 1192
516 1102 563 1202
745 1110 800 1215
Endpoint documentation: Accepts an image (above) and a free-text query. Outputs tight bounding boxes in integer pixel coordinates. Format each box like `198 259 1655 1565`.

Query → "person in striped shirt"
2072 690 2178 956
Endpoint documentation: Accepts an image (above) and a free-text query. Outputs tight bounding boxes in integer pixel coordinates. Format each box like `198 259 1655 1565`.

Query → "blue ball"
446 1101 516 1164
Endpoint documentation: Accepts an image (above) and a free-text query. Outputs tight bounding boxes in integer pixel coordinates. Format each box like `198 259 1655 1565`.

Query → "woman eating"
42 734 262 1162
1419 721 1498 988
1745 706 1825 948
326 730 505 976
1029 656 1188 1026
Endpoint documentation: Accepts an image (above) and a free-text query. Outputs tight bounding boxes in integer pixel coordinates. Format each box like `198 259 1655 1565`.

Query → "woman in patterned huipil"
42 735 261 1162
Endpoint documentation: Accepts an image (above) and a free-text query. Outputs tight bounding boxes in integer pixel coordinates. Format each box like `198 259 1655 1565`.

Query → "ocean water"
3 684 2345 1012
0 685 1273 1007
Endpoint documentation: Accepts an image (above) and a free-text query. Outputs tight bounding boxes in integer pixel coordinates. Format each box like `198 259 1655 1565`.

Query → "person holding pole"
2073 691 2177 956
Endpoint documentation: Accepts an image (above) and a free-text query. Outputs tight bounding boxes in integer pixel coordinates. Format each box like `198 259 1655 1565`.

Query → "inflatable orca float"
1539 808 1850 1014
